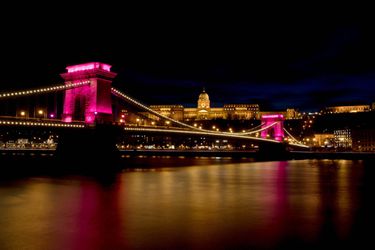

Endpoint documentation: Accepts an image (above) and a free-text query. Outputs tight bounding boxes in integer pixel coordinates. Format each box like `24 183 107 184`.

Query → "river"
0 157 374 249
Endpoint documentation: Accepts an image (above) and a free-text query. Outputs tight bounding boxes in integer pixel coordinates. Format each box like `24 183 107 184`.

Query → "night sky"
1 8 374 111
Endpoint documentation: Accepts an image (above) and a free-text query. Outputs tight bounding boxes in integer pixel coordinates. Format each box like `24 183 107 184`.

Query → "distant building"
313 133 334 147
286 108 300 119
324 105 370 114
149 105 184 121
147 89 300 122
223 104 260 120
352 128 375 152
259 109 300 120
150 89 260 121
334 129 352 149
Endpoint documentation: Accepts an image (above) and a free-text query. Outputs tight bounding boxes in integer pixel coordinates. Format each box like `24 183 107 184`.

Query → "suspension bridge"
0 62 308 161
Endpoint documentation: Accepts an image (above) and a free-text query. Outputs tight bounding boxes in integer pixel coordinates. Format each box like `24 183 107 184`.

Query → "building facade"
148 89 299 121
333 129 352 149
352 128 375 152
149 105 184 121
150 89 260 121
324 105 370 114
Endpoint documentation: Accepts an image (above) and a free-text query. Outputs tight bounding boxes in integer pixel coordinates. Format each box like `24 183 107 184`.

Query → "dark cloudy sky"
1 7 374 111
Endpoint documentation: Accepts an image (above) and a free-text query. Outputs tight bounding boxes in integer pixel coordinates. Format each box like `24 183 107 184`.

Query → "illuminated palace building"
149 89 296 122
323 105 370 114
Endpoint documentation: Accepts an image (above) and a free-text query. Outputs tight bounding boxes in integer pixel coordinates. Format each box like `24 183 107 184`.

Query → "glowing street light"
20 111 26 116
38 110 44 115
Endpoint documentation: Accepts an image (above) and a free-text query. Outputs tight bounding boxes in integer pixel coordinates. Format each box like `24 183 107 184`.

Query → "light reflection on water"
0 159 373 249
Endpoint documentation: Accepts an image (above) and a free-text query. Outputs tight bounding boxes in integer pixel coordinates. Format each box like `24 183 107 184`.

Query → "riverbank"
290 151 375 160
2 149 375 160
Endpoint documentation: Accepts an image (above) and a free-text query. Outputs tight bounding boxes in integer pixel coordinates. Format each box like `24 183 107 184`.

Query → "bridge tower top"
261 114 285 141
61 62 117 124
61 62 117 81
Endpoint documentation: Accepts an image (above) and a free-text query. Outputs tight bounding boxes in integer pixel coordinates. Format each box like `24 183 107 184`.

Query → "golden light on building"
324 105 370 114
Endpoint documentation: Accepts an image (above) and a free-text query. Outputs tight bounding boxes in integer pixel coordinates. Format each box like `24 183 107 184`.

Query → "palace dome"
198 90 209 101
197 88 210 109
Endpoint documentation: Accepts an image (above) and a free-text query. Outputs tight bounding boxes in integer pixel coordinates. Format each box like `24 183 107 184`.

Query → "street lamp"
20 111 26 117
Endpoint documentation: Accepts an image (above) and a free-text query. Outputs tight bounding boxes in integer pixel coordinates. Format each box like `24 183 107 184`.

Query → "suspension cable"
112 87 284 137
283 127 303 144
0 81 91 99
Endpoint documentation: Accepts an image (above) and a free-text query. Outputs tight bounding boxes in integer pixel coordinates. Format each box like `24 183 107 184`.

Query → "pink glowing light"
50 114 55 118
62 62 116 124
262 114 284 119
63 116 72 123
101 64 111 71
261 114 285 141
66 62 111 73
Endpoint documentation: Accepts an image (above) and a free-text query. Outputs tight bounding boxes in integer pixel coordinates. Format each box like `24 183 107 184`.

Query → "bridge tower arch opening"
61 62 117 124
261 114 285 141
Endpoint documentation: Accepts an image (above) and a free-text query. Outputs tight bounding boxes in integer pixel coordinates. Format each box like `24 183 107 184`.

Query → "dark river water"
1 157 374 249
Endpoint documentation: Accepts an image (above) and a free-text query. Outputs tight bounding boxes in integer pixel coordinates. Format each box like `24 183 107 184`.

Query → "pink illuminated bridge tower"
260 114 285 141
61 62 117 124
